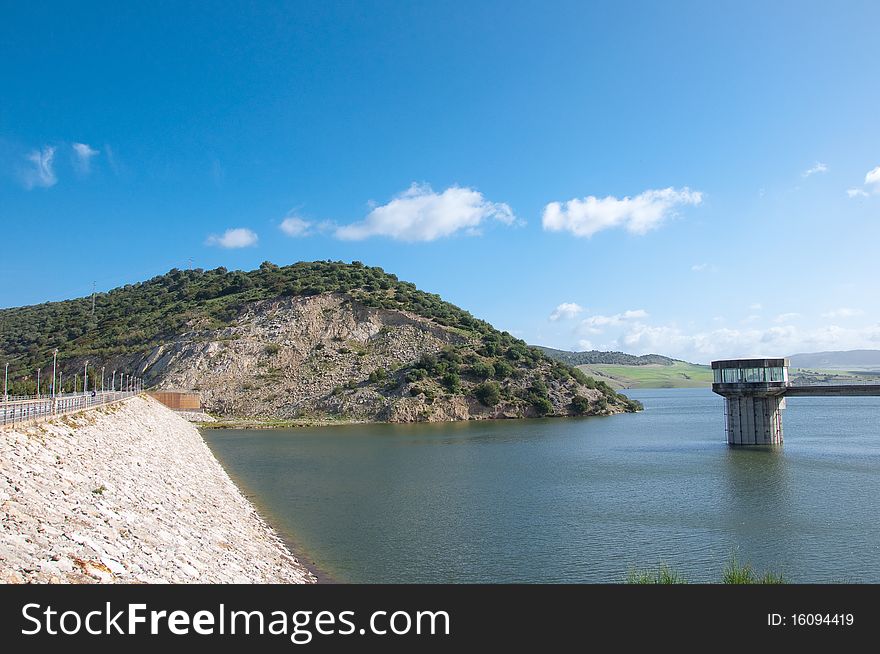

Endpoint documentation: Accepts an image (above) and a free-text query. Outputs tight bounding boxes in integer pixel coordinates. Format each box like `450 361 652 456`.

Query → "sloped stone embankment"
0 395 314 583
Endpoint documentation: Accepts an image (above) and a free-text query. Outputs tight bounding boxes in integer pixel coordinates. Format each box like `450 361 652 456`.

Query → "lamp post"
112 370 116 393
101 367 105 394
84 361 89 396
59 371 62 397
4 362 8 402
36 368 40 398
51 349 58 399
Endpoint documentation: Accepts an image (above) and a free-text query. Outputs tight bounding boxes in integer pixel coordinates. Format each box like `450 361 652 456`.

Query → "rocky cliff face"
113 293 631 422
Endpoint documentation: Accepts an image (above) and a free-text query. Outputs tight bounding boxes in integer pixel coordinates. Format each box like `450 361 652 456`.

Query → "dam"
711 357 880 446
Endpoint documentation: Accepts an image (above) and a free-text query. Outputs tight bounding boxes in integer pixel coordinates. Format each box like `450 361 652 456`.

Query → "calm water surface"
202 389 880 582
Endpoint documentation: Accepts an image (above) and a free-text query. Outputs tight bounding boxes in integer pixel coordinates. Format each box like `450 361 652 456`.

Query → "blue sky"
2 1 879 363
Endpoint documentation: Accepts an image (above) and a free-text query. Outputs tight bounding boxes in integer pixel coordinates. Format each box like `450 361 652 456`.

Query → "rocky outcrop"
95 293 632 422
0 396 314 584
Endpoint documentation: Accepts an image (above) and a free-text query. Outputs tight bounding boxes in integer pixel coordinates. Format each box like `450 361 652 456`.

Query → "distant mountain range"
788 350 880 370
537 347 677 367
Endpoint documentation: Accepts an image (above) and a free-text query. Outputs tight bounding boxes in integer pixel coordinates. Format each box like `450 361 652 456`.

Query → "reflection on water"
203 389 880 583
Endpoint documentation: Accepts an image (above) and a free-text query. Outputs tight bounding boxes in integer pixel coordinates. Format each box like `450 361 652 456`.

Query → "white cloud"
279 216 313 237
206 228 259 249
335 183 516 242
691 263 710 272
749 303 762 310
802 162 828 177
577 339 595 351
22 146 57 189
549 302 584 321
541 187 702 238
821 307 864 319
773 312 801 323
72 143 99 174
865 166 880 187
597 319 880 364
847 188 869 198
581 309 648 328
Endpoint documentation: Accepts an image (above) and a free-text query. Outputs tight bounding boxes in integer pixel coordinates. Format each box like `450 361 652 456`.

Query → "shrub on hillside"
473 381 502 407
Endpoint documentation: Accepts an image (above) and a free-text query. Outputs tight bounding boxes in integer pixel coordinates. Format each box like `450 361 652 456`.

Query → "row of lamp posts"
3 349 144 403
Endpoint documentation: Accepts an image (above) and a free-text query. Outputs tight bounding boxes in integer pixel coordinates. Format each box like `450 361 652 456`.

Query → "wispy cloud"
542 187 702 238
279 216 313 237
749 303 762 311
72 142 99 174
846 165 880 198
802 162 828 177
21 146 57 189
691 263 708 272
335 183 517 242
821 307 864 319
206 227 259 249
549 302 584 321
581 309 648 330
104 144 122 176
773 312 801 323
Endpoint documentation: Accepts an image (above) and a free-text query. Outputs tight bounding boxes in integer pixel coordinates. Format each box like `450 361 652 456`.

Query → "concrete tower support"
723 394 785 445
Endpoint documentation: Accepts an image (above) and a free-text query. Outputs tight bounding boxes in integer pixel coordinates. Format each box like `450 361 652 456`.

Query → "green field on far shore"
577 361 713 389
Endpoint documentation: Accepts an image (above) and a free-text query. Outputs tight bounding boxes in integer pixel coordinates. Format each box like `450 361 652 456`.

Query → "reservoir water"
202 388 880 583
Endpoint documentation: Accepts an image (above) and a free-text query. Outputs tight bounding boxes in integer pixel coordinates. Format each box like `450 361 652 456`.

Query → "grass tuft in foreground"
626 557 785 584
626 564 688 584
721 555 785 584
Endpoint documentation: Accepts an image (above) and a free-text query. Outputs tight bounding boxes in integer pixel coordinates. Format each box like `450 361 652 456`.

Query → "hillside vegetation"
538 347 675 367
0 261 641 421
576 362 713 389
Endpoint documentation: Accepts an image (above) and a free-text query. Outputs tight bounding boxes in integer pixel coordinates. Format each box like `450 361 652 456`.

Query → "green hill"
538 346 676 366
0 261 641 420
575 361 713 389
788 350 880 371
539 346 711 389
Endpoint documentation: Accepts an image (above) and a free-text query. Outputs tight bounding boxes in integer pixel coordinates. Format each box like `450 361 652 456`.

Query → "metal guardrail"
0 391 138 428
788 379 880 387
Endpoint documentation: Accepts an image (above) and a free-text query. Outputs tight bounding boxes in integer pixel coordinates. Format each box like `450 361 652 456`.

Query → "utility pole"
4 362 8 402
101 367 105 393
59 371 62 397
36 368 40 398
112 370 116 392
188 257 193 270
84 361 88 396
91 281 96 317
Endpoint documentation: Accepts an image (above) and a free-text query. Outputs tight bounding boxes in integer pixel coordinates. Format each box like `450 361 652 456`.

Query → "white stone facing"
0 396 315 584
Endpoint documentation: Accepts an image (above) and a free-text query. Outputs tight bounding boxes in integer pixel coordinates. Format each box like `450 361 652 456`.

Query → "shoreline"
196 409 636 431
197 432 336 584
